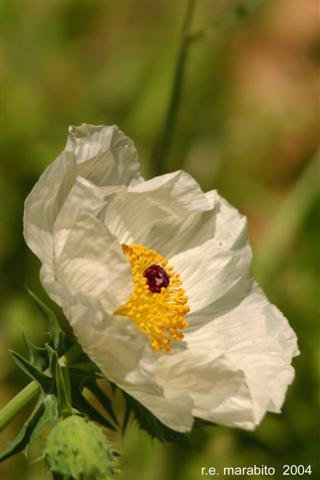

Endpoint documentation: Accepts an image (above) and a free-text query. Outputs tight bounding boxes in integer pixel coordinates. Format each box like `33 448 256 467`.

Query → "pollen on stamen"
114 244 189 352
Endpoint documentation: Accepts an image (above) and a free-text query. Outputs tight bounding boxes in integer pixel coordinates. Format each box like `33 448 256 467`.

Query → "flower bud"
44 415 118 480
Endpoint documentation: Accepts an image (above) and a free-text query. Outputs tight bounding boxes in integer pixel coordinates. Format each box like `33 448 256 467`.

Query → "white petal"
40 262 73 310
124 389 194 432
169 192 252 315
23 150 74 264
64 292 194 432
23 124 141 265
128 170 211 212
55 211 133 314
156 351 255 430
53 176 106 258
66 124 142 187
170 236 252 314
156 284 298 429
207 192 249 250
102 172 217 257
40 259 164 404
67 294 149 383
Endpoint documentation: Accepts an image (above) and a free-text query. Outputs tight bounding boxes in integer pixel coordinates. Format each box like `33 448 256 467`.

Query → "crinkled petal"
53 176 106 258
170 237 252 314
156 351 254 430
128 170 210 212
152 284 298 429
168 193 252 316
23 124 141 264
102 172 217 257
23 150 74 264
66 124 142 187
40 261 156 393
64 293 194 432
55 211 133 314
103 184 248 264
207 193 249 251
125 389 194 432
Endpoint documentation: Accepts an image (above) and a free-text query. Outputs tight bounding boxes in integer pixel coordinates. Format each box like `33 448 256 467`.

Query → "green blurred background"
1 0 319 479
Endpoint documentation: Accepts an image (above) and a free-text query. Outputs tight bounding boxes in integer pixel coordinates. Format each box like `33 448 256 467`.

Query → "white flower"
24 124 299 432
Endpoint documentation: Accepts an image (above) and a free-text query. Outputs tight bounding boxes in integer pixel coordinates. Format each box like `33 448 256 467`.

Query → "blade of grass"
254 151 320 284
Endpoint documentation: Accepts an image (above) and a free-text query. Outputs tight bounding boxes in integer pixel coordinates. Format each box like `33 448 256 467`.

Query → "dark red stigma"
143 264 170 293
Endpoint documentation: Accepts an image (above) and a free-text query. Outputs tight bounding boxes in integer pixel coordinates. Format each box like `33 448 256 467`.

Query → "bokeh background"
1 0 319 479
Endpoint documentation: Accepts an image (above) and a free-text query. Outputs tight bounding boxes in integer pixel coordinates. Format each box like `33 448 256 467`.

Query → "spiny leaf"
26 288 64 351
0 399 44 462
22 330 48 370
44 345 72 418
10 351 52 389
123 392 190 448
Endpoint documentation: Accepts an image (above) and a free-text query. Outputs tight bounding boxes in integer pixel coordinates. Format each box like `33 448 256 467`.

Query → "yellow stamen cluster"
114 244 189 352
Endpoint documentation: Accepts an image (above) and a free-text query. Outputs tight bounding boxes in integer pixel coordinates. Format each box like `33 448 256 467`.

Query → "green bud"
44 415 118 480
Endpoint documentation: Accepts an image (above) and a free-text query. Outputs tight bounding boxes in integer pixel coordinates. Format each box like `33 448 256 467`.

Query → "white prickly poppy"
24 124 299 432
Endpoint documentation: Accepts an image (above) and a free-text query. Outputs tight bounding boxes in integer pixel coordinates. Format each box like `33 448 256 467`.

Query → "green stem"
152 0 196 175
0 342 82 433
0 381 40 433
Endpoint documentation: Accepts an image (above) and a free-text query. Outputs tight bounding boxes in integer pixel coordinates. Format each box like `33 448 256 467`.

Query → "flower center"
114 244 189 352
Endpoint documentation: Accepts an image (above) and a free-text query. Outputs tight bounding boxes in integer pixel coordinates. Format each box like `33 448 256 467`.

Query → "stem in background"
152 0 196 175
0 342 82 434
188 4 248 43
151 0 255 176
254 151 320 284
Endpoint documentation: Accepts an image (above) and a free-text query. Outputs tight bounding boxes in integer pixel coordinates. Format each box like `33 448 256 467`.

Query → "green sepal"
110 381 117 396
194 417 217 429
83 378 119 426
122 400 132 434
45 344 58 377
30 395 59 445
70 361 100 374
26 288 65 353
0 398 44 462
122 392 190 448
45 345 72 418
56 362 72 418
72 394 116 432
10 350 52 389
69 370 116 431
22 331 48 371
